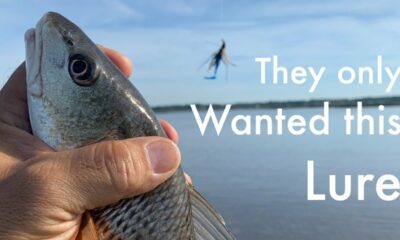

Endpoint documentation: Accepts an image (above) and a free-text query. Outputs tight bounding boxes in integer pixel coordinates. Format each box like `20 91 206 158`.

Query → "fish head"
25 12 163 150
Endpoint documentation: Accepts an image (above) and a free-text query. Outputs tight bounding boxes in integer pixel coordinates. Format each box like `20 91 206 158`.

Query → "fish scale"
92 169 194 239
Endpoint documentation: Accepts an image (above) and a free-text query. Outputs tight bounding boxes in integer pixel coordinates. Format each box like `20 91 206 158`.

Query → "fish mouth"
25 16 45 97
25 12 63 97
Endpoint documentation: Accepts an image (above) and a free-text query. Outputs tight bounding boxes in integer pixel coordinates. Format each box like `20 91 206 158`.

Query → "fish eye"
68 54 98 86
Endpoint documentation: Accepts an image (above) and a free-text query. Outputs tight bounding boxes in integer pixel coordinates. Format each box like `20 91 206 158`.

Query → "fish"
203 40 235 80
24 12 236 240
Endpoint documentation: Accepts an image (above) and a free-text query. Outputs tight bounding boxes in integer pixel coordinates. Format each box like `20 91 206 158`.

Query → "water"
159 106 400 240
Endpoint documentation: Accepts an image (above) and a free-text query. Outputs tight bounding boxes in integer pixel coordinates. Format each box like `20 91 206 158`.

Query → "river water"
159 106 400 240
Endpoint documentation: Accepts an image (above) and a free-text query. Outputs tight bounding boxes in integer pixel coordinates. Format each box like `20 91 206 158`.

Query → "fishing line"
220 0 224 38
220 0 230 85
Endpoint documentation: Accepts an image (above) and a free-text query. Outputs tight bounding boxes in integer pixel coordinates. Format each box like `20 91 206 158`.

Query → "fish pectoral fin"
76 211 100 240
189 187 236 240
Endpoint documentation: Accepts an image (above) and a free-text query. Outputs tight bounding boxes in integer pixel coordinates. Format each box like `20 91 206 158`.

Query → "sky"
1 0 400 106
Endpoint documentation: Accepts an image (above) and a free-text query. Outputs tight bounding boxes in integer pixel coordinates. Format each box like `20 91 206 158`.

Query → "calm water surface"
159 106 400 240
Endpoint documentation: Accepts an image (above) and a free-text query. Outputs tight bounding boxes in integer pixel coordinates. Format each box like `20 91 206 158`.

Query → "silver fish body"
25 12 235 240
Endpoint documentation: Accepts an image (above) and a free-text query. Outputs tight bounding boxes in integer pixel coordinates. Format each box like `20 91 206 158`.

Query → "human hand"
0 46 187 239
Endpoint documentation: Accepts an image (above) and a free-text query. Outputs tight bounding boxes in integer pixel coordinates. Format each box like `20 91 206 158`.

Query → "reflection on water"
159 106 400 240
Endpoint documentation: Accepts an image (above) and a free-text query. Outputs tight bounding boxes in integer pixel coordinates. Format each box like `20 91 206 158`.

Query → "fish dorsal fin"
189 187 236 240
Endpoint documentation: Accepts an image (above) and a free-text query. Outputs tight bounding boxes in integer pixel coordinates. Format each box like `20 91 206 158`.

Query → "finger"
160 120 179 144
0 62 31 132
0 157 19 183
97 45 133 77
29 137 180 212
0 122 52 162
184 172 192 186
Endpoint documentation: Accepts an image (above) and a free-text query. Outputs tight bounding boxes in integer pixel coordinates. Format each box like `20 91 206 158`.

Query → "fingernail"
146 140 180 174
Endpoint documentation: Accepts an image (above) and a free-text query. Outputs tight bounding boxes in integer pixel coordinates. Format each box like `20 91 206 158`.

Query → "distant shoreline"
153 96 400 113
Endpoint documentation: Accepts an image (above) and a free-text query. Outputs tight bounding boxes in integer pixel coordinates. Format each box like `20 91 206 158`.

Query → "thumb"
37 137 180 213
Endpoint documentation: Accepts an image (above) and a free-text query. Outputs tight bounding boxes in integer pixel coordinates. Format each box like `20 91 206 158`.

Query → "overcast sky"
1 0 400 106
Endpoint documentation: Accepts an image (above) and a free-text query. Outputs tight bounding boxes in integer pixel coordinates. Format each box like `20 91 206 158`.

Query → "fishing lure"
203 40 235 80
